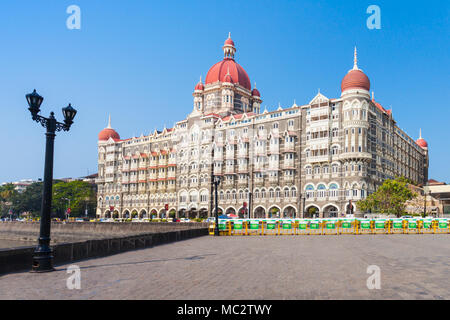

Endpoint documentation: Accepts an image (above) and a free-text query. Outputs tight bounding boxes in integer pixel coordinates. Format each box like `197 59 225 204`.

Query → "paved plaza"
0 235 449 299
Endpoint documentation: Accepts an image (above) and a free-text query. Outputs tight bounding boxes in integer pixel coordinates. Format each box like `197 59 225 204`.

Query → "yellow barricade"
296 219 309 235
308 219 322 235
263 219 278 235
323 219 339 235
231 219 245 236
373 219 388 234
391 219 405 234
405 218 420 234
357 219 372 234
435 218 449 234
280 219 294 235
419 218 435 234
219 220 232 236
339 219 356 234
246 219 262 236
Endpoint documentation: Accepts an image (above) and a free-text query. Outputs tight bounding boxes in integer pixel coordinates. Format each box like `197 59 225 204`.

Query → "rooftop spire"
353 46 358 70
371 91 374 100
419 128 422 139
107 114 111 128
228 31 231 38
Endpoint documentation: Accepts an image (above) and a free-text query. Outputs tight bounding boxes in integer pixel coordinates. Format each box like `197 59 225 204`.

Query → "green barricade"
339 218 355 234
374 219 387 234
421 218 434 233
218 220 230 235
391 218 405 234
281 219 294 235
324 219 338 235
406 218 420 234
264 219 277 235
247 219 261 235
232 219 244 235
358 219 372 234
436 218 449 233
309 219 322 235
296 219 309 235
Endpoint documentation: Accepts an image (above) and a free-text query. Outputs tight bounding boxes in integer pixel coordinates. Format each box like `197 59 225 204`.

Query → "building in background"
1 179 41 193
95 35 429 219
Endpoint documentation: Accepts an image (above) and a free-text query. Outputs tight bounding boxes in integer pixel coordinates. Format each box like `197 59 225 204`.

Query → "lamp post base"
31 246 54 273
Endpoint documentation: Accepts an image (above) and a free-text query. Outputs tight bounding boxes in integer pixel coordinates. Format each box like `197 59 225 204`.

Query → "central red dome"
205 58 251 90
341 69 370 92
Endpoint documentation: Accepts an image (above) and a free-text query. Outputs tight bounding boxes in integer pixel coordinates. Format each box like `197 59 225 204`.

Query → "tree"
0 183 18 217
52 181 96 217
11 182 43 217
357 177 415 217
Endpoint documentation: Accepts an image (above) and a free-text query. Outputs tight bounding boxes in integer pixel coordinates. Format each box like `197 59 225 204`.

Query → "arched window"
317 184 326 198
305 185 314 199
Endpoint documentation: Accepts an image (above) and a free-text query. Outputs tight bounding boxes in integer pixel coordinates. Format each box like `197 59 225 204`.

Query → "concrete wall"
0 227 209 275
0 221 209 243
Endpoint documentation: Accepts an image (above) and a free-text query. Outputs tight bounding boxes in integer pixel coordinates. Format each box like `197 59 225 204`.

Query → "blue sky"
0 0 449 183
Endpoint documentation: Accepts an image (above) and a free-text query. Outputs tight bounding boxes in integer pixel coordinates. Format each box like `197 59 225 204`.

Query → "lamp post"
213 175 221 236
26 89 77 272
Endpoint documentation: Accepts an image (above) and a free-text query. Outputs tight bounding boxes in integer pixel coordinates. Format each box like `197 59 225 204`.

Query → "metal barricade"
263 219 278 235
435 218 449 234
420 218 435 234
296 219 309 235
280 219 294 235
231 219 245 236
391 218 405 234
323 219 338 235
246 219 262 235
208 223 215 235
357 219 372 234
339 218 356 234
405 218 420 234
218 219 231 236
308 219 322 235
373 219 388 234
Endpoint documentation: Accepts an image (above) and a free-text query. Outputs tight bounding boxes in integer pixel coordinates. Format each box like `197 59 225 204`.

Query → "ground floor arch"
322 204 339 218
238 206 249 218
225 207 236 216
139 209 147 219
150 209 158 219
268 206 281 218
121 209 130 219
254 206 266 218
282 205 296 218
178 208 186 218
304 205 319 218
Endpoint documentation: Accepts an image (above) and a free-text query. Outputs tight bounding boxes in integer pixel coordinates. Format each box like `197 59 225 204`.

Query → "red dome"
205 59 251 90
252 88 260 97
224 37 235 46
194 81 204 91
416 138 428 148
341 69 370 92
99 128 120 141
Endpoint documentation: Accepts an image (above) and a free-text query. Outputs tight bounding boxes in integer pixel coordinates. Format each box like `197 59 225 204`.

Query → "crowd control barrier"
296 219 309 235
339 218 356 234
436 218 449 234
373 219 388 234
263 219 278 235
209 218 449 236
391 219 405 234
420 218 435 234
324 219 339 235
308 219 322 235
357 219 372 235
280 219 294 235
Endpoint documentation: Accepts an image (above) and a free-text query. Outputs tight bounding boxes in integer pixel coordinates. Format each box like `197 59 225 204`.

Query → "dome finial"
107 114 111 128
353 46 358 70
419 128 422 139
199 75 202 83
254 82 257 89
228 31 231 38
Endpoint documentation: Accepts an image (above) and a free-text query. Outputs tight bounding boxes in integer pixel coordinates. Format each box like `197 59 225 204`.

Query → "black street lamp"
26 89 77 272
213 175 221 236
